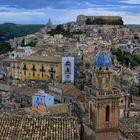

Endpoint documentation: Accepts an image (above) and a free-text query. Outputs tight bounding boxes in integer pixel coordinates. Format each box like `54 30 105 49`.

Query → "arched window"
99 67 102 70
65 60 71 66
67 67 70 73
105 106 110 122
106 67 109 70
90 104 93 121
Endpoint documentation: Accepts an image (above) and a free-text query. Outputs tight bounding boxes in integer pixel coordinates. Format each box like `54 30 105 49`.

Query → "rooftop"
0 116 79 140
119 116 140 140
20 55 61 63
0 104 69 117
50 83 82 99
11 86 37 97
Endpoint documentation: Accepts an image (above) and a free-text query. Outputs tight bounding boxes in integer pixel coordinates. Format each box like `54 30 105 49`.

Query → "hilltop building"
76 15 122 26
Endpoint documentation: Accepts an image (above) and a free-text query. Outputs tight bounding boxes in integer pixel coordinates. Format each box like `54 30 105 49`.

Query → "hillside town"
0 15 140 140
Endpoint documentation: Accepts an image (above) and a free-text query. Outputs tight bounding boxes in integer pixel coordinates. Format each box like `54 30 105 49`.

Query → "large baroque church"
79 51 129 140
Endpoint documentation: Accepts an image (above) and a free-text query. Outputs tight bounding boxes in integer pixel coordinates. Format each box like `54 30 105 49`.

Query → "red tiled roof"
0 116 79 140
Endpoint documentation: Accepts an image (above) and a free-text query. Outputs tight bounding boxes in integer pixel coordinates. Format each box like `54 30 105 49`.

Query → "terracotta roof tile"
20 55 61 63
0 116 79 140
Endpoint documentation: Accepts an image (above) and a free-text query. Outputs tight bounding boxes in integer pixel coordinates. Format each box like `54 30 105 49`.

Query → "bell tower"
90 51 121 131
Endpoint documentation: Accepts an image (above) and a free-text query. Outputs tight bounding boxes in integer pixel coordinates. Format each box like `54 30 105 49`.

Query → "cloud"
0 0 97 9
120 0 140 4
0 3 139 24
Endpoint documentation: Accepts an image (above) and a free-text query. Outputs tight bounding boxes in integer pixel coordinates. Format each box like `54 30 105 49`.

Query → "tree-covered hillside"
86 18 124 25
0 42 13 55
126 25 140 32
0 23 45 41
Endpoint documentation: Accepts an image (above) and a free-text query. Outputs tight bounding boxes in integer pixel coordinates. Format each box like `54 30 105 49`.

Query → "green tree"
26 40 37 47
112 49 140 67
0 42 13 55
21 39 25 47
86 18 92 25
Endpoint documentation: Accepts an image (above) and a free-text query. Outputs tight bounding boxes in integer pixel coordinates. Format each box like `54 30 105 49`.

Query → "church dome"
94 51 112 67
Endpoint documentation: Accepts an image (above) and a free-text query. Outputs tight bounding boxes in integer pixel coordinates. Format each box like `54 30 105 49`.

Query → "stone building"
88 51 122 131
74 51 129 140
76 15 122 26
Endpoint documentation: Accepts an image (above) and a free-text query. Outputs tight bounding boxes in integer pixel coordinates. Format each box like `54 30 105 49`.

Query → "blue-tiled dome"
94 51 112 67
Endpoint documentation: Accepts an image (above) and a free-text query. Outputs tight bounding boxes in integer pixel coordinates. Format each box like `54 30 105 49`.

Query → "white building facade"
9 46 35 59
62 57 76 83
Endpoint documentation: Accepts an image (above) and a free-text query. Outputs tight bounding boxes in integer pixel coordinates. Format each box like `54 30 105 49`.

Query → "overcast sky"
0 0 140 24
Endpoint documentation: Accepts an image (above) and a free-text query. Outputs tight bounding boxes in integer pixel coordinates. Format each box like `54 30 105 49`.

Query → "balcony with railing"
49 69 56 73
40 68 45 72
23 66 27 71
31 67 36 71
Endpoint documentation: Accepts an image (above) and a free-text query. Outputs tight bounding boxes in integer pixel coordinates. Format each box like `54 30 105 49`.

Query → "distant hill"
0 23 45 42
126 24 140 32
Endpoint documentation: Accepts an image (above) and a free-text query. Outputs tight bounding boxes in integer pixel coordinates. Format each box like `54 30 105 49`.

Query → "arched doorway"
90 104 93 122
105 106 110 122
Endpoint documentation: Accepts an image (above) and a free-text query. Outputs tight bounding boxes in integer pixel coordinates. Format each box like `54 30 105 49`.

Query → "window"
121 100 123 104
64 98 66 102
36 97 39 105
24 71 26 75
106 67 109 70
105 106 110 122
51 73 53 79
90 104 93 122
67 67 70 73
32 64 36 71
33 72 35 76
33 64 35 69
23 64 27 70
65 60 71 66
99 67 102 70
51 67 53 72
41 65 45 72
